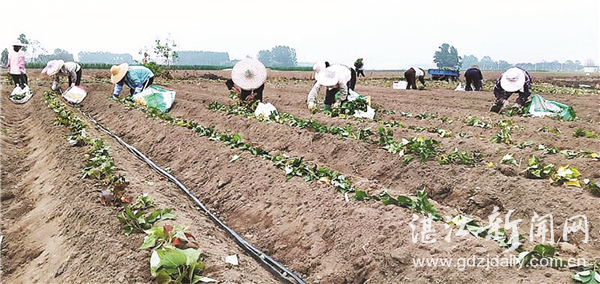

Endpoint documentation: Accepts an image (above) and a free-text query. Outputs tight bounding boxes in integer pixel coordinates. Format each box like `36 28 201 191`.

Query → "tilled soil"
1 78 278 283
2 69 600 283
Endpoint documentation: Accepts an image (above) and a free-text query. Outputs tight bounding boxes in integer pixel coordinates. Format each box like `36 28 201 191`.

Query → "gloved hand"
332 101 341 108
51 82 58 91
307 101 316 111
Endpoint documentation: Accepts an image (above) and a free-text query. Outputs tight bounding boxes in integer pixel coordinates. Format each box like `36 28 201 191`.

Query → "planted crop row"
44 91 212 283
45 91 130 204
208 101 479 166
499 154 600 194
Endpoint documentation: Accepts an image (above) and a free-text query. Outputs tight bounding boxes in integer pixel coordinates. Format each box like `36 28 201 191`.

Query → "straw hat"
110 63 129 84
42 60 65 76
231 58 267 90
12 40 25 47
500 67 526 92
316 65 351 87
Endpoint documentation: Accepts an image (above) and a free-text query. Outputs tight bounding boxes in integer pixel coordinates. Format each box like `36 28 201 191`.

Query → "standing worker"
307 64 352 111
5 41 27 89
354 58 365 77
42 60 83 90
110 63 154 98
490 67 532 113
225 58 267 103
464 65 483 91
404 67 426 90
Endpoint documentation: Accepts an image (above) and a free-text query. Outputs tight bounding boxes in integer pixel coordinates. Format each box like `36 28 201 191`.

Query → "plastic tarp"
62 86 87 104
525 94 576 121
132 85 176 113
9 85 33 104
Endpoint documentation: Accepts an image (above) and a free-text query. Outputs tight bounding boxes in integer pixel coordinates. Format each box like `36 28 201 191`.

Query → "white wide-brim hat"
231 58 267 90
42 60 65 76
316 65 351 87
110 63 129 84
12 40 25 47
500 67 526 92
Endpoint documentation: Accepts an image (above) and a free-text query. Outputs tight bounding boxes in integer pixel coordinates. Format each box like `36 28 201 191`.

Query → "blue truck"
427 69 460 81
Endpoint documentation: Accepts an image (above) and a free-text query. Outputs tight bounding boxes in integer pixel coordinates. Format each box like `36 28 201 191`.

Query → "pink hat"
42 60 65 76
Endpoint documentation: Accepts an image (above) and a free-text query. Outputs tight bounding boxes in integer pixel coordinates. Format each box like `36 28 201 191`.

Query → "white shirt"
412 67 424 77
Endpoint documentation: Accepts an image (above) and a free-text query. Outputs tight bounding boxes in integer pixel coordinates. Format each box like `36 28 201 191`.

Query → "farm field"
2 69 600 283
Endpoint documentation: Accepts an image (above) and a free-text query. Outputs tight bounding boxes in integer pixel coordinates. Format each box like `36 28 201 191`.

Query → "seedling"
500 153 520 168
141 224 196 250
551 165 581 187
117 205 176 235
584 179 600 196
438 148 481 167
573 128 597 138
150 246 205 284
525 156 554 179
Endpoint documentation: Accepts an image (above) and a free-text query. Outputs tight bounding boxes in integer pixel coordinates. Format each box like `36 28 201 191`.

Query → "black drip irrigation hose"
80 110 306 284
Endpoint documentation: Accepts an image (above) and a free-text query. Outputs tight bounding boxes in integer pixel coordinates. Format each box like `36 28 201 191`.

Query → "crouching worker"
42 60 82 90
225 58 267 106
307 64 351 111
464 65 483 91
490 67 532 113
404 67 426 90
110 63 154 98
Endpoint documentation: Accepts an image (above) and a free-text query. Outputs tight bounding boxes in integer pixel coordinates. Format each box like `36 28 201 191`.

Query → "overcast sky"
1 0 598 69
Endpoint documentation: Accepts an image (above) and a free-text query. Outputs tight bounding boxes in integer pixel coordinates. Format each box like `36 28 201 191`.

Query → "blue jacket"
113 66 154 96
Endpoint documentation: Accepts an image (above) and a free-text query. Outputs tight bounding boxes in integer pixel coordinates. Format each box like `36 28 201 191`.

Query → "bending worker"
404 67 426 90
464 65 483 91
110 63 154 98
42 60 83 90
490 67 532 113
225 58 267 103
307 63 352 111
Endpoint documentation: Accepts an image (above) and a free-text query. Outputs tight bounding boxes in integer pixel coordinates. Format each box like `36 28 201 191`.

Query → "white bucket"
393 81 408 89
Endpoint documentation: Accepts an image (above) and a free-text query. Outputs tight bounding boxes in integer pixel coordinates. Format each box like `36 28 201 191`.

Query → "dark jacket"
464 67 483 80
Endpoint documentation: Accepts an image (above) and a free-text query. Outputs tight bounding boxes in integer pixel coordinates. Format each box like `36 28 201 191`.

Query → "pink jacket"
6 50 26 75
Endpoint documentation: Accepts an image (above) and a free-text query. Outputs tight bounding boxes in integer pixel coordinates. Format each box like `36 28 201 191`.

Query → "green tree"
35 48 74 62
270 45 297 67
257 49 272 66
17 34 29 51
433 43 461 70
461 55 479 69
1 48 7 66
153 35 179 68
257 45 297 67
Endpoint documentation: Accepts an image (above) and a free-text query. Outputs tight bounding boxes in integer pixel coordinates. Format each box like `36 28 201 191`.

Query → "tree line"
433 43 593 72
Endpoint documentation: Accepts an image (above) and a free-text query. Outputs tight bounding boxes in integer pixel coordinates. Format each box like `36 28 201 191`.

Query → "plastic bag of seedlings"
132 85 176 113
9 85 33 104
525 94 576 121
338 89 375 119
254 102 278 118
